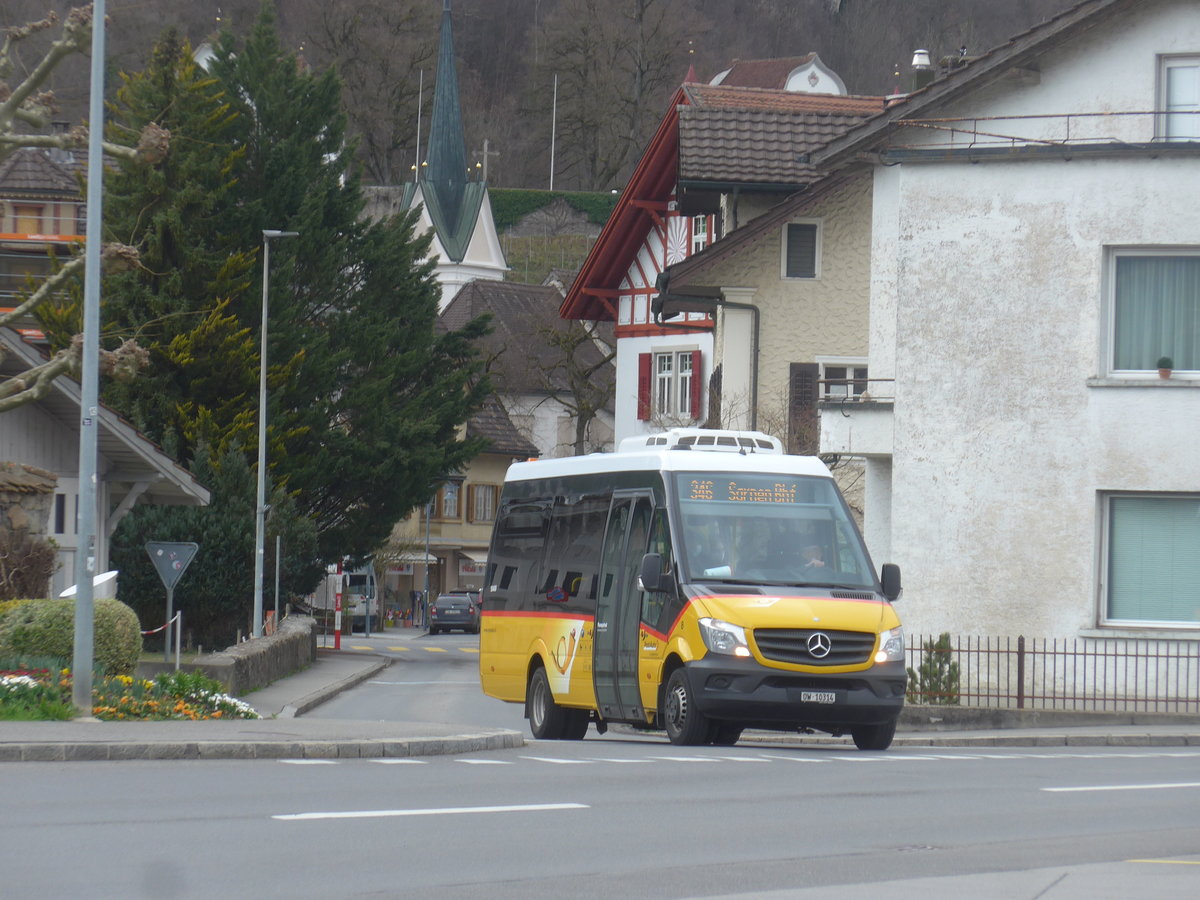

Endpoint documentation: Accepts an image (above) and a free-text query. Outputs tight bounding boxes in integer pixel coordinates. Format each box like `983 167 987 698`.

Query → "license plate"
800 691 837 704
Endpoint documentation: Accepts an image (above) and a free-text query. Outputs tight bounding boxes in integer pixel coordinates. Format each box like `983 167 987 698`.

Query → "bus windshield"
673 472 875 589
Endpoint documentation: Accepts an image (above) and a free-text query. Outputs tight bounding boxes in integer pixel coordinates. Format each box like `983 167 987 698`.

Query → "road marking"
757 754 826 763
424 647 448 653
459 648 479 654
1043 781 1200 793
457 759 512 765
387 646 409 651
273 802 588 821
648 756 720 763
1127 859 1200 865
713 756 770 763
832 756 886 762
350 645 372 650
519 755 593 765
369 759 427 765
279 759 338 765
586 757 653 764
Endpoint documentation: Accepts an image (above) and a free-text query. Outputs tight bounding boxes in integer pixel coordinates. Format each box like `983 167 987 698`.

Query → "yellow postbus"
479 428 905 750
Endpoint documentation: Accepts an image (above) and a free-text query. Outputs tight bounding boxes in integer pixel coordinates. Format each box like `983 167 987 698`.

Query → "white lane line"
586 757 654 764
279 759 338 765
274 802 588 821
647 756 720 763
457 759 512 765
369 759 428 765
832 756 886 762
1043 782 1200 793
519 756 594 765
713 756 770 763
756 754 825 763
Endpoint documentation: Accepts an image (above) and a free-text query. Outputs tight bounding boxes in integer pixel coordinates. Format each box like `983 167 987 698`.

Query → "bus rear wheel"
851 718 897 751
663 668 710 745
528 667 568 740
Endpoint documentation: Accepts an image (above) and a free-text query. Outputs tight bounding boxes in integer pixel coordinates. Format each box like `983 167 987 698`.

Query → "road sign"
146 542 199 591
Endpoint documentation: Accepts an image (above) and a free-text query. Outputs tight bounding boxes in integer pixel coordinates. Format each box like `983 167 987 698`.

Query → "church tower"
402 0 507 310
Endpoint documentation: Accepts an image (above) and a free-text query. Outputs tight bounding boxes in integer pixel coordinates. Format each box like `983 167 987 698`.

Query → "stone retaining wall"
137 615 317 696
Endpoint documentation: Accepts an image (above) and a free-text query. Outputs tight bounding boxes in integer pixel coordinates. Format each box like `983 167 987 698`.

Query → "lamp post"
254 229 298 638
423 499 433 629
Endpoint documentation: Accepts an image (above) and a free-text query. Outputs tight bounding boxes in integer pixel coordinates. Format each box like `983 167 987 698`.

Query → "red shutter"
637 353 652 420
690 350 702 420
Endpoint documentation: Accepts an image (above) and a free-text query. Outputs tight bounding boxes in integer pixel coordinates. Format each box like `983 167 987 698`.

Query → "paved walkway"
2 638 1198 762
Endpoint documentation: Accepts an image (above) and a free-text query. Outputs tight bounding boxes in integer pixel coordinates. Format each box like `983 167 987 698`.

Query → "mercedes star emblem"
807 632 832 658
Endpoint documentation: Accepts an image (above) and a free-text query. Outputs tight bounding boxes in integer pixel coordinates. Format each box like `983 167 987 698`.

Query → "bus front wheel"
528 667 568 740
851 718 897 751
663 668 710 745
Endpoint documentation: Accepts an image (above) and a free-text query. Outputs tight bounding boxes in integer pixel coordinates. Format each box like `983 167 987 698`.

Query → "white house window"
1103 494 1200 626
691 216 709 254
639 349 701 420
1108 249 1199 374
439 482 460 520
821 361 869 398
1161 57 1200 140
783 221 820 279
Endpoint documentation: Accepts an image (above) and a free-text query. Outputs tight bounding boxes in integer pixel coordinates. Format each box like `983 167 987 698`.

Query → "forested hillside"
3 0 1077 191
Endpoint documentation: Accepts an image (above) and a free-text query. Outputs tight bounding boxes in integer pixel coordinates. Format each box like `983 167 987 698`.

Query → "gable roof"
443 279 614 401
561 82 884 321
813 0 1132 168
466 394 539 459
0 148 80 198
0 327 209 506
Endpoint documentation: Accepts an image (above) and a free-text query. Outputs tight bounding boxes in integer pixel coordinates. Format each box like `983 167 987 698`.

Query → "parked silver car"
429 590 481 634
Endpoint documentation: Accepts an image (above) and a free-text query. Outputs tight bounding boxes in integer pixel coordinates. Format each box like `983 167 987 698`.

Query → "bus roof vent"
617 428 784 455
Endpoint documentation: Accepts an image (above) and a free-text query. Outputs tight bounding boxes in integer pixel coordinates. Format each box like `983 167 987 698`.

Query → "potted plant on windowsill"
1157 356 1174 379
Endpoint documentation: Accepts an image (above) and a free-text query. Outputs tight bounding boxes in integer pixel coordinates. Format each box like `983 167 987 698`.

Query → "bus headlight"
875 627 904 663
698 618 750 658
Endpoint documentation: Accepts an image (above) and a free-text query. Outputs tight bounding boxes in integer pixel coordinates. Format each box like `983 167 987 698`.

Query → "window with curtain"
1105 494 1200 625
1161 57 1200 140
1110 250 1199 373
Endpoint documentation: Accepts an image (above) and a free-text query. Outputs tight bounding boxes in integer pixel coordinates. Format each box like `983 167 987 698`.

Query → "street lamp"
254 229 298 638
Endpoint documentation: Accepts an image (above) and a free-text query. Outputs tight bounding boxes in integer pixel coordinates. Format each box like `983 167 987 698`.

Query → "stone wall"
138 614 318 697
0 462 55 536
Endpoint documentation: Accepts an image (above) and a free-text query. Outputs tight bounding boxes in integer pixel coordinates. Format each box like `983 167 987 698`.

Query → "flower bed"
0 662 260 721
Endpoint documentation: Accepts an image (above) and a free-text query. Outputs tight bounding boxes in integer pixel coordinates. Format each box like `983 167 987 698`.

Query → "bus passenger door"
593 492 652 722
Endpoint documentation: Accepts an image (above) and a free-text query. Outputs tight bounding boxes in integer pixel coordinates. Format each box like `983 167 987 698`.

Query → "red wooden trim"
637 352 652 420
690 349 702 420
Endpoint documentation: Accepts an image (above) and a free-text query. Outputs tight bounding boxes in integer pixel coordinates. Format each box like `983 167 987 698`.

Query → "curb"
0 729 526 763
278 655 393 718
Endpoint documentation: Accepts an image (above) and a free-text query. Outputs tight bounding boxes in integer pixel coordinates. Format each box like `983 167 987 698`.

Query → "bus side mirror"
638 553 675 594
880 563 901 601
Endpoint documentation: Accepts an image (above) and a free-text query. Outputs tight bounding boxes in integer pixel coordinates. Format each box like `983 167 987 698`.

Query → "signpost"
145 542 199 662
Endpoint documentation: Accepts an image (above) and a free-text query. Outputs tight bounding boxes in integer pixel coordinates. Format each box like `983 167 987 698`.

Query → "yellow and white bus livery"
479 429 905 750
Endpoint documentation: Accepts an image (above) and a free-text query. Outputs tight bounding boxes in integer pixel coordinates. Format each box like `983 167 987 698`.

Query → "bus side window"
641 508 673 630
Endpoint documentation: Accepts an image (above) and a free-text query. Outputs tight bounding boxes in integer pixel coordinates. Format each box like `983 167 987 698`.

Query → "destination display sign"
682 478 800 504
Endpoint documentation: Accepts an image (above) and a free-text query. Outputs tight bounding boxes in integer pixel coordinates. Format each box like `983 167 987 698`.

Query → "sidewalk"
2 639 1199 761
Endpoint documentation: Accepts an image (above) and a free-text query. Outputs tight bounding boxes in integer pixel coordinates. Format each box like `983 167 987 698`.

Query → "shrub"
0 598 142 675
906 632 961 705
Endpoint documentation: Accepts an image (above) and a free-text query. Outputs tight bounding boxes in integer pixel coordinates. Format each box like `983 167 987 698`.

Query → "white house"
814 0 1200 644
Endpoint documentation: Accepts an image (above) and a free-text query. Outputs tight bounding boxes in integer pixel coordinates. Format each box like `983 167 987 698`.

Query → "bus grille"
753 629 876 666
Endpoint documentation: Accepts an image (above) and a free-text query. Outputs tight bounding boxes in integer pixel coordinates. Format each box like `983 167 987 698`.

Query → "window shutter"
466 485 476 523
637 352 652 420
788 362 820 454
690 350 702 420
785 224 817 278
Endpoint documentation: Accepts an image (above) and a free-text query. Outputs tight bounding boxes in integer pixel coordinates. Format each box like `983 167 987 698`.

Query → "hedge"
0 597 142 676
489 189 618 230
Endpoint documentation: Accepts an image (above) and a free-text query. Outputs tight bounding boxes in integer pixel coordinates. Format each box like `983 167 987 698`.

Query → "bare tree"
529 318 614 455
0 5 166 413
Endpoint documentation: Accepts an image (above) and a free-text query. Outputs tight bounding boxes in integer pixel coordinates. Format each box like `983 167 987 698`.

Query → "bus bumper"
682 655 907 728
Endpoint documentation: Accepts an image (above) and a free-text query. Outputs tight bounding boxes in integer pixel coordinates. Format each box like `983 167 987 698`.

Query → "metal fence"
904 633 1200 713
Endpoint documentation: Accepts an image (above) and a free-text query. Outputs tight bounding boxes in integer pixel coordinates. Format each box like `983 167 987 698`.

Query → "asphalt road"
6 633 1200 898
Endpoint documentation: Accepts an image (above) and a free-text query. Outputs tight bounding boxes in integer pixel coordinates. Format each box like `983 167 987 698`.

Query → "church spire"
424 0 468 233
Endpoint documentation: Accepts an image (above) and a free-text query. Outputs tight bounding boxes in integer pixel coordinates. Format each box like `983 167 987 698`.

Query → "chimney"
910 49 935 92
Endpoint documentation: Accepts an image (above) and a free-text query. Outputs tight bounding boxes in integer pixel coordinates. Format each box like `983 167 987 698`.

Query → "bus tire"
663 668 709 745
527 666 566 740
561 708 589 741
851 718 896 751
710 724 743 746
